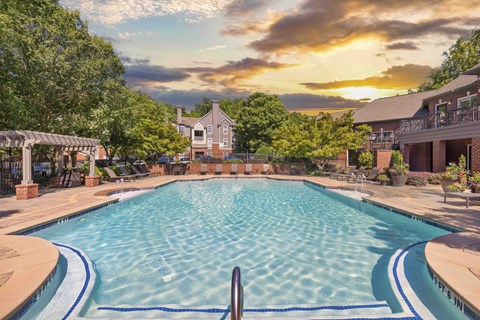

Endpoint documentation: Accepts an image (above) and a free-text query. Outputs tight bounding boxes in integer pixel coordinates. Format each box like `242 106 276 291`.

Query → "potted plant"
469 172 480 193
377 173 389 186
446 182 466 193
440 155 468 192
389 150 409 187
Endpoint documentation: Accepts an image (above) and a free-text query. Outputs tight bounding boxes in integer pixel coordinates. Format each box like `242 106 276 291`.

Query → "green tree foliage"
272 111 371 170
418 29 480 91
0 0 124 134
234 92 289 152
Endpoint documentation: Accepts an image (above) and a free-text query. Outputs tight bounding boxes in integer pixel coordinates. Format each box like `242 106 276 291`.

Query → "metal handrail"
231 266 243 320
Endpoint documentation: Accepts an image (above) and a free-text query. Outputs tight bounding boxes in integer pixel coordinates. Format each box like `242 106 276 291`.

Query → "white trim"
457 93 477 108
223 125 228 134
207 125 213 134
207 138 213 149
223 138 228 147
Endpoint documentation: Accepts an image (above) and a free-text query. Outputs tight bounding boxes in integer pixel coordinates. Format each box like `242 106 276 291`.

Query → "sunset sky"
61 0 480 111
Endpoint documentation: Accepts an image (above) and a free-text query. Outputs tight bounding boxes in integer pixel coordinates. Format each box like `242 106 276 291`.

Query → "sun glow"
338 87 384 100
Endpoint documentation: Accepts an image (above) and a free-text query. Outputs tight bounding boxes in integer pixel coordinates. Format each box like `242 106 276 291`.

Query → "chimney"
177 107 182 124
212 101 220 113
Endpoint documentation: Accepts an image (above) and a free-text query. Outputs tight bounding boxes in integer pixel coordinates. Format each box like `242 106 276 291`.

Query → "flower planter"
391 174 407 187
441 178 453 192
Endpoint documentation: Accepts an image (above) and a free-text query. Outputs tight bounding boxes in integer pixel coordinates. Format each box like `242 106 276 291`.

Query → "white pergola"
0 130 99 184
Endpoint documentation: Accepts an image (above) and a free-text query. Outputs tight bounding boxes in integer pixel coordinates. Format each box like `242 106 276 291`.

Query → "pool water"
31 179 457 317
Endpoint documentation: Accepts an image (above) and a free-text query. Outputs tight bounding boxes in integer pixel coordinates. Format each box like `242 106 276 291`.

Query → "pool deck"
1 174 479 318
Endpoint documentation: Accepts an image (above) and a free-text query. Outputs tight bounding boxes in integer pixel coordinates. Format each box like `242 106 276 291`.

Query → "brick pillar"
432 140 446 173
85 176 100 187
375 149 392 169
15 184 39 200
401 144 410 166
472 137 480 172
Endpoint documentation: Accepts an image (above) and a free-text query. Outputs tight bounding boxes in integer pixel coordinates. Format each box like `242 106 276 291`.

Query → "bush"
98 167 109 179
427 173 442 185
358 150 374 168
406 172 429 186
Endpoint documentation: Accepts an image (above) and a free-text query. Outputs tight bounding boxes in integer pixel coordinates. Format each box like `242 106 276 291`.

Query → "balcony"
400 104 480 133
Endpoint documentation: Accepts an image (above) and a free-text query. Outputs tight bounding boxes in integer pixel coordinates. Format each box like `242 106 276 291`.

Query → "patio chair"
172 165 183 175
332 166 355 180
119 165 142 179
104 167 135 181
215 164 223 175
230 164 238 175
199 164 208 175
347 166 367 182
326 166 344 178
132 165 150 178
364 167 380 183
261 164 270 174
244 164 253 175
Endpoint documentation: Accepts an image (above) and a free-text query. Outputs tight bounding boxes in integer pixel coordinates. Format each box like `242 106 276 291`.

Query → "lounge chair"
347 166 367 182
172 165 183 175
215 164 222 175
326 166 344 178
230 164 238 175
132 165 150 178
319 166 337 177
244 164 253 175
364 167 380 183
199 164 208 175
119 165 143 179
261 164 270 174
332 166 355 180
104 167 135 181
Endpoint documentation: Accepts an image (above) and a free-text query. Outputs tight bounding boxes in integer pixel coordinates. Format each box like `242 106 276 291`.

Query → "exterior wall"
425 84 477 113
375 149 392 169
472 136 480 171
432 140 447 173
365 119 402 132
408 142 431 172
218 119 233 151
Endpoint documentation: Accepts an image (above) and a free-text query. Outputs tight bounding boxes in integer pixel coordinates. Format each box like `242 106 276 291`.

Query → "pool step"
91 301 393 319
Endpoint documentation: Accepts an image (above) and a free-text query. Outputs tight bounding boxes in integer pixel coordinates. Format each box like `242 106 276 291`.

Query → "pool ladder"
231 266 243 320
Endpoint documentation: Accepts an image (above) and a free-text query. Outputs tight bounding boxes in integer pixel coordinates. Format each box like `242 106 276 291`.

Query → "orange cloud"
301 64 432 90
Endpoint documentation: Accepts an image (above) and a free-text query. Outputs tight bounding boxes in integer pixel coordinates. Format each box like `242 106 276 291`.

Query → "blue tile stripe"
53 243 91 320
97 303 389 314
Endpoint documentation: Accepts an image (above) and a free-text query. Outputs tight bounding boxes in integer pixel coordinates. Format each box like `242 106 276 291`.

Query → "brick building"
177 101 235 160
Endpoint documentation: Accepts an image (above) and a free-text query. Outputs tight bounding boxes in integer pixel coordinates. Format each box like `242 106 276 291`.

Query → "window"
458 95 477 108
207 125 213 134
179 125 184 135
223 125 228 134
223 152 228 158
207 138 213 148
223 138 228 147
435 103 447 127
194 130 204 140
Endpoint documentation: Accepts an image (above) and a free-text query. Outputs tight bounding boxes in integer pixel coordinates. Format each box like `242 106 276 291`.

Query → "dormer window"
223 125 228 134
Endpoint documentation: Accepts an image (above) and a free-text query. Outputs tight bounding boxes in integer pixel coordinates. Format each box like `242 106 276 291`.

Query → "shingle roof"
179 117 198 126
464 63 480 75
353 91 434 124
423 75 477 101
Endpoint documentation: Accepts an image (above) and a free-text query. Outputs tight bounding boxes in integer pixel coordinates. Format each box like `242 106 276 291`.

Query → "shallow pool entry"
27 179 466 319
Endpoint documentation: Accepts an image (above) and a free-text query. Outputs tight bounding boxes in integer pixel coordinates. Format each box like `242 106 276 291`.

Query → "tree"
418 28 480 91
272 111 371 170
0 0 124 134
234 92 289 152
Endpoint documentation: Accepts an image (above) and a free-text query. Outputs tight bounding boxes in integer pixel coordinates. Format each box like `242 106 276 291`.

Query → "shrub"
427 173 442 185
377 174 389 182
358 150 374 168
406 172 429 186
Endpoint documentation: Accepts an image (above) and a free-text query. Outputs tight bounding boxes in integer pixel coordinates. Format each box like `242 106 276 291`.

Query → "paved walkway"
0 174 479 318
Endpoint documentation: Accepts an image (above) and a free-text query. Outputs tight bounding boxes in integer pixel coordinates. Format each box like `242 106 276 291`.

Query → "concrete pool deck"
0 174 479 318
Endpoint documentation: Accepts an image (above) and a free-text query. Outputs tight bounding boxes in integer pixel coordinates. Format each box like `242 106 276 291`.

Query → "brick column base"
432 140 446 173
85 176 101 187
472 137 480 172
15 184 39 200
375 149 392 169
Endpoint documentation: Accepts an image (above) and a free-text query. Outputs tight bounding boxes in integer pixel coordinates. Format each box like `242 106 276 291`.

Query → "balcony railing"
399 104 480 133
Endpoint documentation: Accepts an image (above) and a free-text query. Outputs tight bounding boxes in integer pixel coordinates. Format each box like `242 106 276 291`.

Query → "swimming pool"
26 179 465 319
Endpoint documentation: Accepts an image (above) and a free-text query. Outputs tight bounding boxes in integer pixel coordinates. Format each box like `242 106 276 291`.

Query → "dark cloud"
182 57 294 88
121 56 190 85
224 0 271 17
301 64 432 90
385 42 420 50
247 0 476 53
148 88 248 109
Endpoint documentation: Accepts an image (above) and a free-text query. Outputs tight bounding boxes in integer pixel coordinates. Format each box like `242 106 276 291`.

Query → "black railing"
400 104 480 133
231 266 243 320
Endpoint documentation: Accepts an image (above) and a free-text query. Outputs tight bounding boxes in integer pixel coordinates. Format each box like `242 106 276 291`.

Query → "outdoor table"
443 192 480 208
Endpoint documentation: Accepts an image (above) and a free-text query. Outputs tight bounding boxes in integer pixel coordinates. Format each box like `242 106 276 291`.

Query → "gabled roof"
353 91 433 124
422 75 477 101
195 108 235 126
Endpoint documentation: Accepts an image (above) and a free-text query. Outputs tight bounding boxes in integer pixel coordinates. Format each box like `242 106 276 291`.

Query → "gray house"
177 101 236 159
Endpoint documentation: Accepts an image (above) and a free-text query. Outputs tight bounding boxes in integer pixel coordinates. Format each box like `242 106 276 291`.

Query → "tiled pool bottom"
25 179 466 319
